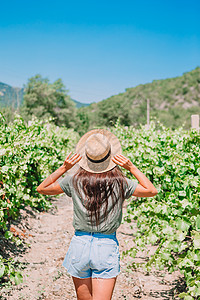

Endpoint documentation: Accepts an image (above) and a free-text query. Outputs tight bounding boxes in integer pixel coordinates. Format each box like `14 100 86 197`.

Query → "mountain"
0 82 88 109
0 82 24 108
72 99 90 108
77 67 200 131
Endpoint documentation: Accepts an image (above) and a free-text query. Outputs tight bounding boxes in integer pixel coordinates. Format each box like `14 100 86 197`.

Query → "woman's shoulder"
123 177 138 199
59 173 73 184
58 174 74 196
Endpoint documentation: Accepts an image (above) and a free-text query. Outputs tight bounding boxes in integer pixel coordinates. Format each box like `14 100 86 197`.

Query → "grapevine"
0 112 79 286
113 120 200 299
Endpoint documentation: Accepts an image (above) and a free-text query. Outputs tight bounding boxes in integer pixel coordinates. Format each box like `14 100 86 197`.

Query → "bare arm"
36 152 82 195
112 154 158 197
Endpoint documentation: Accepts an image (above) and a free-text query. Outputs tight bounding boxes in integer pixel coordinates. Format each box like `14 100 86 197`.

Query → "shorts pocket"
98 242 120 267
69 236 87 264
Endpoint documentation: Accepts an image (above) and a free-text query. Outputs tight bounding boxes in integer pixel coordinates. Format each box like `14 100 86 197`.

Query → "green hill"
77 67 200 131
1 67 200 131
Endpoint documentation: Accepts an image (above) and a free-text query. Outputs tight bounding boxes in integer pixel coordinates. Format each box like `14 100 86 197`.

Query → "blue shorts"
62 231 120 279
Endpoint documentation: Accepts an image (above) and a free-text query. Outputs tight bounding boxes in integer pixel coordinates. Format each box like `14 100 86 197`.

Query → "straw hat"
76 129 122 173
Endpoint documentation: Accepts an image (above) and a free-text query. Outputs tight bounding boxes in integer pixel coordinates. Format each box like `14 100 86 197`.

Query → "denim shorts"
62 231 120 279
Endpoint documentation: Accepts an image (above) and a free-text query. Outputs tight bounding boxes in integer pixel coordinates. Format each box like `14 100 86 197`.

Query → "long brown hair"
72 166 127 227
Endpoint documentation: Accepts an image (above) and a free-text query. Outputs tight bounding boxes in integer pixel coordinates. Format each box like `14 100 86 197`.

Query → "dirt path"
0 195 184 299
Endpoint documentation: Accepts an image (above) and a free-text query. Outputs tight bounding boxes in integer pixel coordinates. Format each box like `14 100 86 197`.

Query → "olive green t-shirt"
59 174 138 234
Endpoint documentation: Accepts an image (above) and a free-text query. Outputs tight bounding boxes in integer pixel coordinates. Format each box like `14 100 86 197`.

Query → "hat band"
86 149 111 164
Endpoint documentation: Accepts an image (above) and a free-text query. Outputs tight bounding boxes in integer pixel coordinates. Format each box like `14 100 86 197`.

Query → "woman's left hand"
62 152 82 171
112 154 136 172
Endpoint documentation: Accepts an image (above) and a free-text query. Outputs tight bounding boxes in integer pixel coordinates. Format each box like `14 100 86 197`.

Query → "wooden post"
191 115 199 132
146 98 150 129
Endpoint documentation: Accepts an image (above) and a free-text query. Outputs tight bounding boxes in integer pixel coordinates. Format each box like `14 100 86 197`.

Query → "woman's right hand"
61 152 82 171
112 154 137 172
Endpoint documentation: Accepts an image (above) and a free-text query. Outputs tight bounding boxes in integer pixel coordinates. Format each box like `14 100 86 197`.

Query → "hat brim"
75 129 122 173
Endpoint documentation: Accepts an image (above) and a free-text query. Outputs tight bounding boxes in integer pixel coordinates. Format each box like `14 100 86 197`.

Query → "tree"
21 74 77 128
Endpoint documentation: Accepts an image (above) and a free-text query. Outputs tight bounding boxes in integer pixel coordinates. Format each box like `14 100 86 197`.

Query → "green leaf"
161 252 171 260
1 166 9 173
178 292 188 299
180 199 190 209
176 230 186 241
190 177 199 187
196 215 200 231
4 231 13 239
148 233 158 244
179 191 186 197
10 273 15 282
0 210 4 219
0 264 5 277
195 287 200 296
193 252 200 261
184 296 194 300
14 272 23 285
193 233 200 249
176 218 191 232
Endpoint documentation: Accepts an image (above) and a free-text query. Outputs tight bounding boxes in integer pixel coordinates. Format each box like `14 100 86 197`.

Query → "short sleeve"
58 175 72 197
124 178 138 199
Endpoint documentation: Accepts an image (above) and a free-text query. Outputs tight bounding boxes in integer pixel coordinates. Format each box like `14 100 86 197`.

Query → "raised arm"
36 152 81 195
112 154 158 197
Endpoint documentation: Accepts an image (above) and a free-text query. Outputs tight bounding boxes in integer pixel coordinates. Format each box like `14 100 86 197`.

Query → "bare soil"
0 194 185 299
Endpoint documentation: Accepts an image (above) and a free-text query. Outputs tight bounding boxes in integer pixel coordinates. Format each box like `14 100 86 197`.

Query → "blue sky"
0 0 200 103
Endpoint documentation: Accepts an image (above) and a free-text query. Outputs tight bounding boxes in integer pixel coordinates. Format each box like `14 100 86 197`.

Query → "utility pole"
16 87 21 113
16 88 20 113
147 98 150 129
